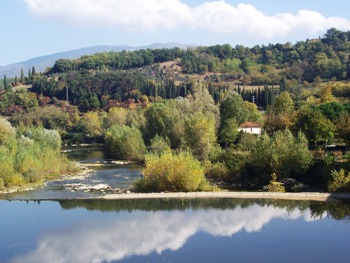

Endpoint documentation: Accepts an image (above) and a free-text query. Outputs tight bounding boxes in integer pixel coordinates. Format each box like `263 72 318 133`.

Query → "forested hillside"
1 28 350 193
16 28 348 112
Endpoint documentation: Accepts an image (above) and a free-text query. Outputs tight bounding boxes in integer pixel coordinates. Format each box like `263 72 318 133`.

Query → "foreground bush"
328 169 350 192
134 151 212 192
266 173 286 192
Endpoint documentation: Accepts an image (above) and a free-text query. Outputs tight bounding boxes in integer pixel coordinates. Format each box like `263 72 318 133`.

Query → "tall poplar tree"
3 75 9 90
20 68 24 84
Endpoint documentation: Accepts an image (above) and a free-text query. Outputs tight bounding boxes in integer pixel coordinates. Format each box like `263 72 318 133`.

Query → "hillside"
1 29 350 193
0 43 191 78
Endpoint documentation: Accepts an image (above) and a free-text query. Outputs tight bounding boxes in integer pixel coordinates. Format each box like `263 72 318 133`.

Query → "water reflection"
10 201 326 263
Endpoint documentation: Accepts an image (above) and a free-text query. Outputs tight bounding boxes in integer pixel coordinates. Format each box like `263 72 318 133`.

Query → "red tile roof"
239 121 261 128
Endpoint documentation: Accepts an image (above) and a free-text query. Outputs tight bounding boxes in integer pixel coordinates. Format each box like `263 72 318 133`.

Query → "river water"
1 147 350 263
1 198 350 263
1 146 143 200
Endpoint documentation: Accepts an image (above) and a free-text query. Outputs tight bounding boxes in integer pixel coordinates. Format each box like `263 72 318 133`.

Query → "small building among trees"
238 121 262 136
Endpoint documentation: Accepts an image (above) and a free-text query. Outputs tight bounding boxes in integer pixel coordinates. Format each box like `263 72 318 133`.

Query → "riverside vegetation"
1 28 350 193
0 118 79 191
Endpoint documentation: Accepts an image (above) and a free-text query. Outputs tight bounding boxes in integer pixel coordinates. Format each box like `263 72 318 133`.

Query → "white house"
238 121 262 136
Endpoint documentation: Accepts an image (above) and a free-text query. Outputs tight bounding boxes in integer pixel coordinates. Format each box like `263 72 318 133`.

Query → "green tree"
336 113 350 146
219 118 239 145
251 129 313 182
80 112 102 137
271 91 294 115
184 112 217 161
144 101 184 148
318 102 345 122
104 107 127 128
134 151 210 192
149 135 171 155
126 108 147 130
243 101 263 123
28 69 32 83
295 107 335 145
104 125 146 161
220 92 248 124
20 68 24 84
3 75 9 91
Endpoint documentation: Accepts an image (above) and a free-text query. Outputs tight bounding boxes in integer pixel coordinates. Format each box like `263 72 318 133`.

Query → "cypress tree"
28 69 32 83
3 75 9 90
20 68 24 84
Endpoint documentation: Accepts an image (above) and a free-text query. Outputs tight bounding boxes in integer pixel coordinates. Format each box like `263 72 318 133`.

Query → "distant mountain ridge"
0 43 191 78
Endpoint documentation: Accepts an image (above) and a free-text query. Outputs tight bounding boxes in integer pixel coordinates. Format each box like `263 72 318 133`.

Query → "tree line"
48 28 350 84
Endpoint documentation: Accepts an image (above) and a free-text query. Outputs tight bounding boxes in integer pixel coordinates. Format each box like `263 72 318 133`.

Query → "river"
1 147 350 263
1 198 350 263
0 146 143 200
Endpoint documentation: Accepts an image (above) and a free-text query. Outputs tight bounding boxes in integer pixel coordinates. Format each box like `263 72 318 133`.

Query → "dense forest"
1 28 350 193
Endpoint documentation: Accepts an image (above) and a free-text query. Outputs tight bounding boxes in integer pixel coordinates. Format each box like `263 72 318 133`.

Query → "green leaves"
328 169 350 192
295 106 335 145
251 129 313 181
184 112 217 161
135 151 210 192
104 125 146 161
220 92 248 125
0 118 77 189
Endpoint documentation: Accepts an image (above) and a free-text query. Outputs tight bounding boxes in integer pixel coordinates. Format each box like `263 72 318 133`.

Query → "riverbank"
101 191 350 201
0 162 89 195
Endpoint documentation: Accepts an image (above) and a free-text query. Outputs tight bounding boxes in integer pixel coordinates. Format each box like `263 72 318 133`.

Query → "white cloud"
25 0 191 30
10 204 322 263
24 0 350 41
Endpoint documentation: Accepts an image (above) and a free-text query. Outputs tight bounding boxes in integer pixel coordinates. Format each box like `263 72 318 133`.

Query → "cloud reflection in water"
10 204 324 263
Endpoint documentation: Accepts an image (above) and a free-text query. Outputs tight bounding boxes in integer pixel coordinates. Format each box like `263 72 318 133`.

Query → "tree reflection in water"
8 198 350 263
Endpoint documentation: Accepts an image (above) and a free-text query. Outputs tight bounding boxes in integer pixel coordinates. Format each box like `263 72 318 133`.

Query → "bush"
204 161 230 180
24 169 44 183
328 169 350 192
0 178 5 191
5 173 25 187
266 173 286 192
134 151 212 192
105 125 146 161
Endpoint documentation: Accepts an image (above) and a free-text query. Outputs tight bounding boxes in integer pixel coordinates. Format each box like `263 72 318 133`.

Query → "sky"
1 0 350 66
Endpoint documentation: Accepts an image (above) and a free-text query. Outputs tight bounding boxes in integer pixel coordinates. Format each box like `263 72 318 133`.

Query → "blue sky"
1 0 350 66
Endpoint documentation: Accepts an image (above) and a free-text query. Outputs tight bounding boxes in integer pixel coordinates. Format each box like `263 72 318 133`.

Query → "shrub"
134 151 211 192
24 169 44 183
0 146 15 178
327 169 350 192
28 127 62 151
0 121 78 190
6 173 25 187
0 178 5 191
266 173 286 192
204 161 230 180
